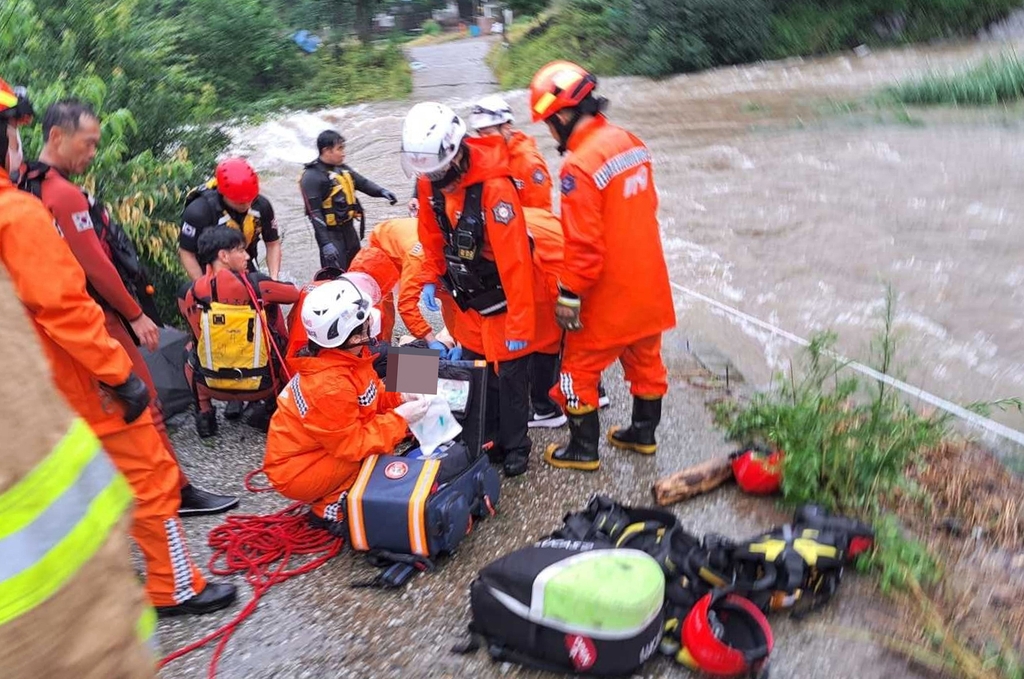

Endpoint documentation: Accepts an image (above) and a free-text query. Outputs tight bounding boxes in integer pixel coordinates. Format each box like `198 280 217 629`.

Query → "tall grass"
887 53 1024 106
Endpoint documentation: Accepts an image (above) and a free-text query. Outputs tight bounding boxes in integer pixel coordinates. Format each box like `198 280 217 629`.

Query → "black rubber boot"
242 398 275 433
195 408 218 438
503 448 530 478
608 397 662 455
179 485 240 517
155 582 238 618
544 408 601 471
224 400 245 420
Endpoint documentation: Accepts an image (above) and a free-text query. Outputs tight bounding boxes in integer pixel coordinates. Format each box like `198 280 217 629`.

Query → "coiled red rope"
158 470 343 678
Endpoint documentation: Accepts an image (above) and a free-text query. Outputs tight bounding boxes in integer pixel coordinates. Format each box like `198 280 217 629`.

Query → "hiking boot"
224 400 245 420
544 408 601 471
598 383 610 409
155 582 238 618
503 448 530 477
528 409 567 429
179 485 239 517
195 408 218 438
608 397 662 455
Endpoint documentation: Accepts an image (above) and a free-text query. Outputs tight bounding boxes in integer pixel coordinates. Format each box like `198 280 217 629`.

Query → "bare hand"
130 314 161 352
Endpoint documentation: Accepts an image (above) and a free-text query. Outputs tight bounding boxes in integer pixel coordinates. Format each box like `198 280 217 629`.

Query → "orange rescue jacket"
264 348 407 495
507 130 553 211
558 116 676 350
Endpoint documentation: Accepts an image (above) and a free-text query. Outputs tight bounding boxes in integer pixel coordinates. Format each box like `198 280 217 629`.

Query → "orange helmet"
529 60 598 123
0 77 34 125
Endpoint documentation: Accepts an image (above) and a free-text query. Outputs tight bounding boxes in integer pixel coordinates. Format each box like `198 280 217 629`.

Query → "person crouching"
263 276 431 536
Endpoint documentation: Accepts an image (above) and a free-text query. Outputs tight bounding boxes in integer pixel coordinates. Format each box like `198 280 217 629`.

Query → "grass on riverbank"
886 53 1024 106
712 286 1024 678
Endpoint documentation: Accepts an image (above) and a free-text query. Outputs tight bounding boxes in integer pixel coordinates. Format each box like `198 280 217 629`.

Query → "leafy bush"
508 0 550 15
422 19 442 35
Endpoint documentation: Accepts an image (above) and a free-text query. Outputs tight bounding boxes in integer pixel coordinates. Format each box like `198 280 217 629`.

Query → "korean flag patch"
71 210 93 232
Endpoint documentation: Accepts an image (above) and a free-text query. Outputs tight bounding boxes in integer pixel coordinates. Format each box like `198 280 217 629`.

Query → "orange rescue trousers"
99 411 208 607
551 333 668 411
104 310 189 490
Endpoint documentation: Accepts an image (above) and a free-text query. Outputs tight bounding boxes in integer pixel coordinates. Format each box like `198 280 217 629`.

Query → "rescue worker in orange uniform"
401 101 537 477
369 217 457 356
468 94 553 210
24 98 238 516
529 61 677 471
178 227 301 437
0 78 236 616
264 277 431 535
406 96 553 217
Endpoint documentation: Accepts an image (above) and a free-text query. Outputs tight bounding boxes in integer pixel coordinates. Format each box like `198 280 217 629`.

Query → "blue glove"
506 339 528 352
421 283 441 312
427 340 448 356
447 344 463 361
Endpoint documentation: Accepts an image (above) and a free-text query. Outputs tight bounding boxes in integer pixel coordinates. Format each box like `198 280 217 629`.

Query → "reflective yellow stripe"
347 456 379 551
0 91 17 108
0 419 100 539
408 460 441 557
137 605 158 650
0 420 133 626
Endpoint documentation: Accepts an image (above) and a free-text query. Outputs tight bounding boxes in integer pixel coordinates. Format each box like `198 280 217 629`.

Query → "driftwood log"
653 454 734 506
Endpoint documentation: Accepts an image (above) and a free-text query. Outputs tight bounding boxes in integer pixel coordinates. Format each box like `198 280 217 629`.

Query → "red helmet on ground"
677 590 774 677
529 60 598 123
215 157 260 204
731 448 784 495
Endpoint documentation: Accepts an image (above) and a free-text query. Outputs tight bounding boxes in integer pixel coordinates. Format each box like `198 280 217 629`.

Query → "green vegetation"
713 287 1024 679
422 19 442 35
886 53 1024 105
2 0 411 323
491 0 1023 87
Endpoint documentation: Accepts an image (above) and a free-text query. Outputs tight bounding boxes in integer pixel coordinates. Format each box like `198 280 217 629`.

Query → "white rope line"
670 281 1024 447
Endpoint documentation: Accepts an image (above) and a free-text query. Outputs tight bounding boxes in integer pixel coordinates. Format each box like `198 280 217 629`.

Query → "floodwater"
232 34 1024 444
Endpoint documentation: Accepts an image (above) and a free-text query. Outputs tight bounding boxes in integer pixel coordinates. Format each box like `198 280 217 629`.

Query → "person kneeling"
263 276 430 536
178 226 300 437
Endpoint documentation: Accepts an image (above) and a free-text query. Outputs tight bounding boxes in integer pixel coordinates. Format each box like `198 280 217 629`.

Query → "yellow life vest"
196 297 272 392
187 178 260 247
322 170 359 227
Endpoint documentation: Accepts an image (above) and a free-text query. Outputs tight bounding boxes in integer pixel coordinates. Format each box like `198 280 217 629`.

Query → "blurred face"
51 114 101 175
223 197 252 213
321 142 346 166
476 122 512 142
218 243 250 273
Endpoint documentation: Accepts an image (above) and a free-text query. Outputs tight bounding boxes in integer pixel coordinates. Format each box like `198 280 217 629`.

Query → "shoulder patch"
560 174 576 196
71 210 93 232
532 168 546 185
512 178 525 190
181 223 197 237
410 242 424 256
492 201 516 225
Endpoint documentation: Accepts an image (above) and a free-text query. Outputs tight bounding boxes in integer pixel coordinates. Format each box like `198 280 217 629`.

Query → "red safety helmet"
678 590 774 677
529 60 598 123
731 448 784 495
215 157 260 204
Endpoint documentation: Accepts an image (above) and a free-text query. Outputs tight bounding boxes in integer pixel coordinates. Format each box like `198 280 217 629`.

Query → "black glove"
381 189 398 206
320 243 344 270
108 373 150 423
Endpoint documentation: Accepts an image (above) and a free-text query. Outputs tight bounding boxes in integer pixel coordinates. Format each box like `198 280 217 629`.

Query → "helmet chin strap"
551 95 610 156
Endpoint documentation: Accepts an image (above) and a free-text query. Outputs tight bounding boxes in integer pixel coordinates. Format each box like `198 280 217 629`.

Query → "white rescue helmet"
468 94 514 131
301 277 372 349
400 101 467 181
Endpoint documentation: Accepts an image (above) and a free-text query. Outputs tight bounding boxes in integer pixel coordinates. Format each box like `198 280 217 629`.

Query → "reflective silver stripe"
165 518 196 604
0 452 116 582
592 147 652 190
478 300 508 315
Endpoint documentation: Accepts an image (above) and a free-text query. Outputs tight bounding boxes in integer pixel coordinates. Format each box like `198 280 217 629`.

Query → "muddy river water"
231 35 1024 445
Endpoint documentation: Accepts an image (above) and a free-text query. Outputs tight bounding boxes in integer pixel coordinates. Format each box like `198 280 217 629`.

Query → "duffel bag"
461 544 665 676
346 440 500 559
